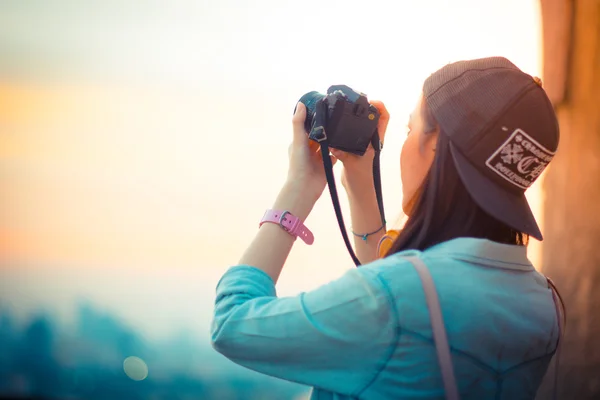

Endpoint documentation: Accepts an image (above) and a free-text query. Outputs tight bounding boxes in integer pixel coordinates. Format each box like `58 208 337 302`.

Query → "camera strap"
315 106 385 266
371 135 386 232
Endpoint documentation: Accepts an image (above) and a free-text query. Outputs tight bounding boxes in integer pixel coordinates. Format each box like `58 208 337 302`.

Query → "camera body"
298 85 380 156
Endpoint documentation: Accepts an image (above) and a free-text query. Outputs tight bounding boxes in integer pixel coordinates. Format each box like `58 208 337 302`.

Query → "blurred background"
1 0 598 399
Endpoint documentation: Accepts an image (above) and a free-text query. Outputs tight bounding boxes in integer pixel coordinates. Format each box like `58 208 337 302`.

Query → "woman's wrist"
273 180 318 222
344 172 376 202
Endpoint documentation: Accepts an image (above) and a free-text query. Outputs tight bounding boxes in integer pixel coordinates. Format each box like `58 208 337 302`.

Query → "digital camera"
294 85 386 266
298 85 381 156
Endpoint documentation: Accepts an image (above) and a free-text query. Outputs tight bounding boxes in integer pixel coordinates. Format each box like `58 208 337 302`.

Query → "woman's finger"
370 100 390 144
292 102 309 146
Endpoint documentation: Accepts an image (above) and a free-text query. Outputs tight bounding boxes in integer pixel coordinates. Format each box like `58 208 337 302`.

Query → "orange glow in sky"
0 0 544 338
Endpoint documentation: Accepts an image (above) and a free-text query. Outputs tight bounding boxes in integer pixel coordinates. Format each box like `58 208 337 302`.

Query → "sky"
0 0 545 341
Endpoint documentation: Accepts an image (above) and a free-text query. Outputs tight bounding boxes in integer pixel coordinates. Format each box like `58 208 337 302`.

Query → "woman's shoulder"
358 249 428 295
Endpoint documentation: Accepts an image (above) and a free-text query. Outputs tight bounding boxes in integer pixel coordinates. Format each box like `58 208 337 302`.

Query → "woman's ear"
419 129 439 155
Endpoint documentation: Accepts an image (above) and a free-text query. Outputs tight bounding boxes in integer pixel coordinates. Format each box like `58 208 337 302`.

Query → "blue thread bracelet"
352 221 386 242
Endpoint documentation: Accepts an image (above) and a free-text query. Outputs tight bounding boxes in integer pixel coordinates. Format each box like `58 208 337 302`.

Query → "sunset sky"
0 0 545 340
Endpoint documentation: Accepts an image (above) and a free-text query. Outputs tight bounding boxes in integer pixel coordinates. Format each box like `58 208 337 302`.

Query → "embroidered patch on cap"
485 128 555 189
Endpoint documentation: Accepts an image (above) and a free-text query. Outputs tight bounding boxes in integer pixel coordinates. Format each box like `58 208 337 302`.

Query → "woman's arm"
210 102 397 395
343 170 386 264
237 180 316 283
211 259 397 396
214 175 394 395
236 102 333 282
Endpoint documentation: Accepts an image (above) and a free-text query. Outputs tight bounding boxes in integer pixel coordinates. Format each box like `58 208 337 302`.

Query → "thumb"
292 102 309 145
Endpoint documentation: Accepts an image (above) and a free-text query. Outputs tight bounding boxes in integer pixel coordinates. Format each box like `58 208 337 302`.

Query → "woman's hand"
330 100 390 192
286 102 336 203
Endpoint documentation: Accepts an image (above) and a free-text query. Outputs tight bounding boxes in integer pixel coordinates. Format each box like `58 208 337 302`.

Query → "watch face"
378 230 400 258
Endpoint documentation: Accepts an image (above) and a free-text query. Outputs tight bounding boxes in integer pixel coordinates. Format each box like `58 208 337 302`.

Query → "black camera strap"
371 135 386 230
314 100 386 267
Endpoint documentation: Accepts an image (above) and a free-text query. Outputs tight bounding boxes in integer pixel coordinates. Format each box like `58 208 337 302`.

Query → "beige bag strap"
405 256 460 400
546 277 564 400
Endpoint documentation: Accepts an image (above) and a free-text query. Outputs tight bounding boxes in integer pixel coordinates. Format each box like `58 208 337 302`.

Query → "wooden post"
539 0 600 398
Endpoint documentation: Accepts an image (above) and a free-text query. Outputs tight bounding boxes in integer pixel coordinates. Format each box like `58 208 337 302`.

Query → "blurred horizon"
0 0 546 398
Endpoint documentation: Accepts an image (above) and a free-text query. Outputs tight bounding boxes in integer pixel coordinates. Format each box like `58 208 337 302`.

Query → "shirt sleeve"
210 261 398 396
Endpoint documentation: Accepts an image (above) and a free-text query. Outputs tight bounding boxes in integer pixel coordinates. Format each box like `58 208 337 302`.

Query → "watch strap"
259 209 314 245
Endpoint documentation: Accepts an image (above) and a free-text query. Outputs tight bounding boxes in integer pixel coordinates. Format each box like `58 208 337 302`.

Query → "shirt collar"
424 237 534 271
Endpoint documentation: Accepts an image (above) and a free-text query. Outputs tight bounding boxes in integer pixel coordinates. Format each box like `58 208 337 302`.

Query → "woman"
211 57 562 399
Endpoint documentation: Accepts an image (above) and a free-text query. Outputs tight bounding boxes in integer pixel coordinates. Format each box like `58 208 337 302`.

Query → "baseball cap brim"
449 142 543 241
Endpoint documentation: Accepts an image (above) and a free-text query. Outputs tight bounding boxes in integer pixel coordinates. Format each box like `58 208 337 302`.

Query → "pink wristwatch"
259 209 314 245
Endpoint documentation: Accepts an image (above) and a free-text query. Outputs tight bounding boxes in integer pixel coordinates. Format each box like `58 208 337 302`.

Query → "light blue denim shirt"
211 238 559 399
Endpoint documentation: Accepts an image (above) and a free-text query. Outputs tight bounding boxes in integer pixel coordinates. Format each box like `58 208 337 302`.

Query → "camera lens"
298 91 325 135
